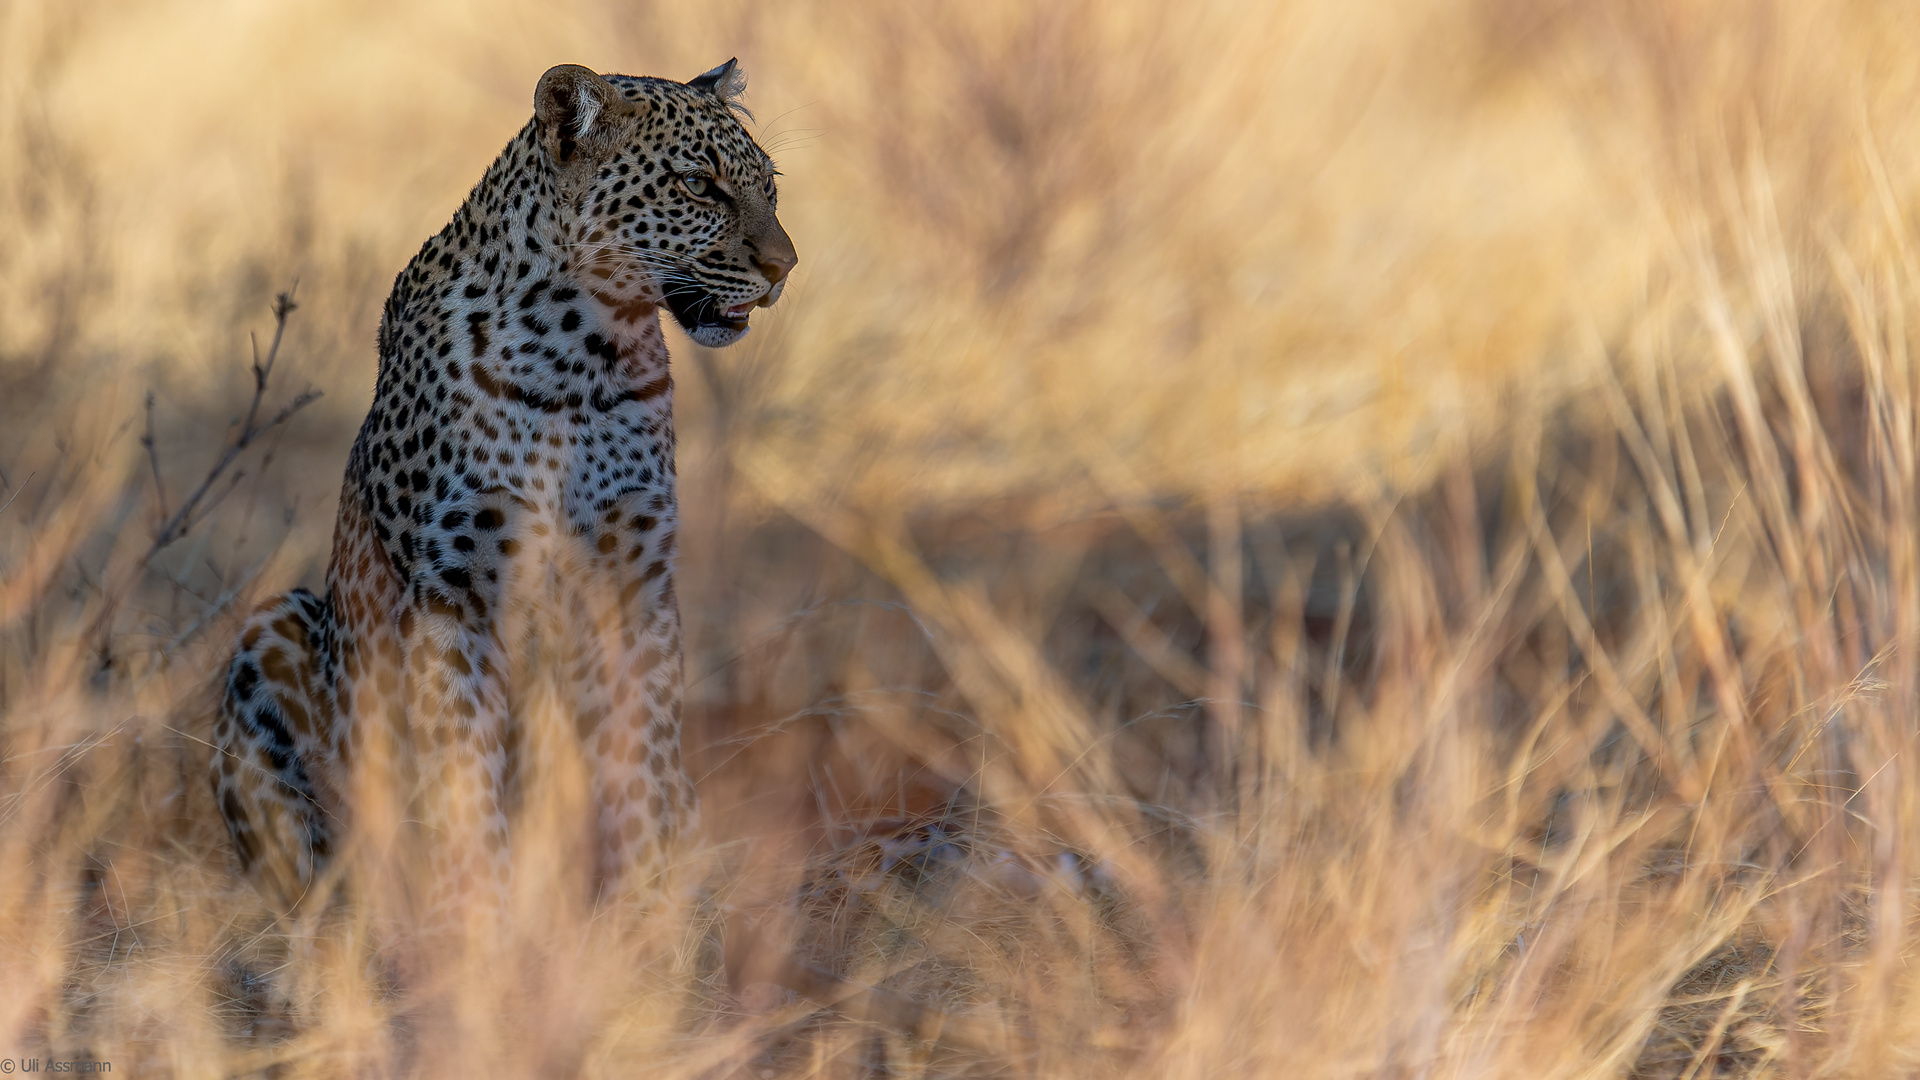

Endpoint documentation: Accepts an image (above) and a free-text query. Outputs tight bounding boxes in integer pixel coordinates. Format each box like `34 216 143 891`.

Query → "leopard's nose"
755 250 796 286
751 224 798 286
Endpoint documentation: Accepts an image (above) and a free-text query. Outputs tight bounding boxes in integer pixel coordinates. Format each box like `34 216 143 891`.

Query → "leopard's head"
535 62 797 348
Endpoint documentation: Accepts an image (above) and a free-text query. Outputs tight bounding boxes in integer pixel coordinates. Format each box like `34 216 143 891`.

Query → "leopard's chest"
364 293 676 584
441 392 674 516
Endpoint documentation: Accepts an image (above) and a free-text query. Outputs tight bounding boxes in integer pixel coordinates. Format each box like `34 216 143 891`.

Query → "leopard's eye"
681 175 711 197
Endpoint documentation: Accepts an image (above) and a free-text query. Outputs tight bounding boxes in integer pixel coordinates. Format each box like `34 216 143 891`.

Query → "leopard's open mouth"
661 274 752 336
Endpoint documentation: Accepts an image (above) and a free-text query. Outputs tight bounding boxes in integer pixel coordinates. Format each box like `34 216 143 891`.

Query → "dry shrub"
6 1 1920 1077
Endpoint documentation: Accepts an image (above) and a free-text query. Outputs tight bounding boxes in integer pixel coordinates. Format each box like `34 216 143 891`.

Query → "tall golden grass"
6 0 1920 1075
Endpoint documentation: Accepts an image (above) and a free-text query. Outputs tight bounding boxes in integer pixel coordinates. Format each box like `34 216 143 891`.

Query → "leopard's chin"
685 319 749 347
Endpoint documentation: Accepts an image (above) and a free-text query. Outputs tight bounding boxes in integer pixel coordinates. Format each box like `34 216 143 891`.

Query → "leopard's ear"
535 65 619 165
687 58 748 108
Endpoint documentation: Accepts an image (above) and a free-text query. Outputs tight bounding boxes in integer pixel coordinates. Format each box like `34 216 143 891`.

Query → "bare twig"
0 471 34 518
145 286 318 556
162 551 275 658
141 391 168 525
91 285 321 671
243 287 296 436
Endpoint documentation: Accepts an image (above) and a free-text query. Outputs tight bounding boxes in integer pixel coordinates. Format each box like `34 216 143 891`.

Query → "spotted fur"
211 61 797 914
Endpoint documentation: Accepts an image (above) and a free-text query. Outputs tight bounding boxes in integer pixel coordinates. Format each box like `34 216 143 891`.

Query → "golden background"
3 1 1920 1075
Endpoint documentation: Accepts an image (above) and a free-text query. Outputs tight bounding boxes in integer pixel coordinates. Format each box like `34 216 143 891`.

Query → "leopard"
209 60 796 921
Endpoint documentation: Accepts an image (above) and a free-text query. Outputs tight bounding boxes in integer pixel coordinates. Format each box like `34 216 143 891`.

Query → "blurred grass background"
6 0 1920 1076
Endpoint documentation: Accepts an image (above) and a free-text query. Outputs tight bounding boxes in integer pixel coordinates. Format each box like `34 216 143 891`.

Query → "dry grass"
5 0 1920 1076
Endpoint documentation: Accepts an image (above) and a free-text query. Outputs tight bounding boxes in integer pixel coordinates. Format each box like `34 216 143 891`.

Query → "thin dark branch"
91 285 320 671
141 391 169 526
145 287 314 556
162 551 275 659
148 389 319 554
176 469 252 543
0 472 35 518
242 285 297 438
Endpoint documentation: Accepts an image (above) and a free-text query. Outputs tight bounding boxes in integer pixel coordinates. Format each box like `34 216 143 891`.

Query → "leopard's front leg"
571 491 697 899
398 493 523 928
